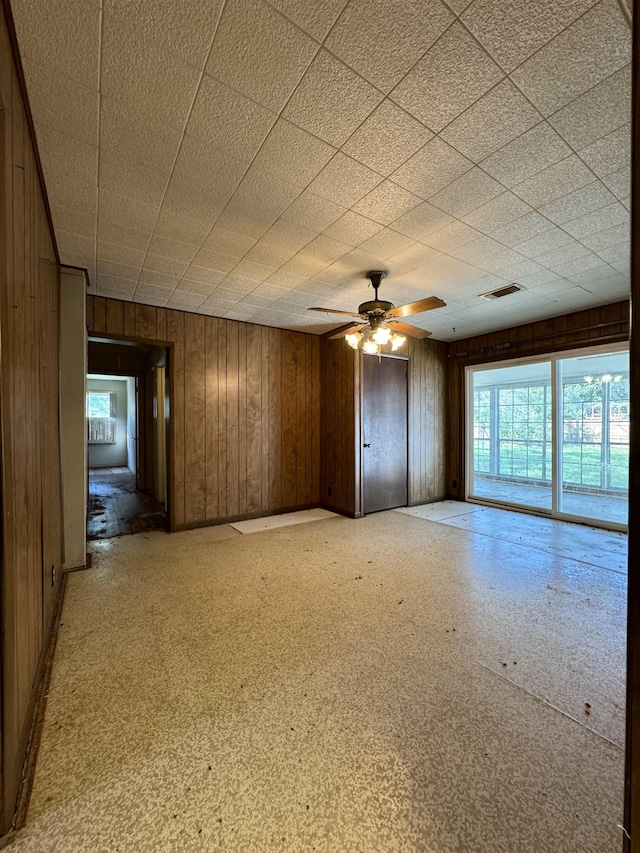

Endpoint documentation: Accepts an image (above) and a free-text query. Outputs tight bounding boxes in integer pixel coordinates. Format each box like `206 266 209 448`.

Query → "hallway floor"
15 504 626 851
88 468 167 539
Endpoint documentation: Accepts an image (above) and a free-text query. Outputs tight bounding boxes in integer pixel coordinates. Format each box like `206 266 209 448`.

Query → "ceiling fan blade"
387 296 446 318
328 324 365 340
388 320 432 339
308 307 363 318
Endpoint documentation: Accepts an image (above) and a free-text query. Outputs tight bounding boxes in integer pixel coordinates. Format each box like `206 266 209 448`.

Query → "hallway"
88 469 167 540
15 505 625 852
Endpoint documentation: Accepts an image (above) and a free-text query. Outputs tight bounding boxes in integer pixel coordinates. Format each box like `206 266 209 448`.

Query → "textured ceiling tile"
44 171 97 216
512 156 596 207
384 242 442 274
294 235 351 266
550 252 607 278
206 0 317 112
562 202 629 240
391 137 473 200
21 62 99 147
178 279 218 297
480 122 571 187
282 50 383 147
580 222 629 252
162 178 227 224
259 220 318 254
539 181 617 225
253 282 293 299
475 246 529 275
231 259 278 283
353 181 422 225
202 227 257 257
461 0 598 73
461 191 532 232
422 220 482 252
97 241 146 267
97 277 137 298
548 65 630 151
134 283 174 305
182 265 228 286
100 151 170 208
98 190 159 234
187 75 277 164
171 135 247 200
230 167 302 219
510 0 631 116
325 0 453 93
154 209 212 245
100 101 183 175
244 242 296 268
251 119 336 189
105 0 224 70
101 18 201 131
490 212 554 249
12 0 101 89
98 220 151 253
391 202 453 240
450 235 510 265
535 240 589 268
280 253 329 277
601 166 630 201
266 0 347 39
390 22 503 131
167 292 207 311
357 229 414 260
341 100 433 177
323 212 383 246
309 153 383 208
215 202 279 239
147 234 199 264
138 269 181 289
57 230 96 257
428 168 503 217
191 248 238 274
265 270 307 290
579 123 631 179
282 190 347 231
144 254 190 278
515 226 574 259
51 205 96 240
595 242 629 267
441 80 540 161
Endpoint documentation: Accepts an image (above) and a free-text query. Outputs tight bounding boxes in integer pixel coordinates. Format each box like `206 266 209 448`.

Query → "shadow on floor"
88 468 166 540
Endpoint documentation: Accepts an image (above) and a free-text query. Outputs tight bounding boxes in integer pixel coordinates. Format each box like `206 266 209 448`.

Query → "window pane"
87 392 111 418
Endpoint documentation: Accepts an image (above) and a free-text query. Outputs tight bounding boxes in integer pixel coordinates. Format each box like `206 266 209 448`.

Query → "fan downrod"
358 270 393 316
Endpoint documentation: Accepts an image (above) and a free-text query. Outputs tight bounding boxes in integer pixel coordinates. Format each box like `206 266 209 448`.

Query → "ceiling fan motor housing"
360 270 393 317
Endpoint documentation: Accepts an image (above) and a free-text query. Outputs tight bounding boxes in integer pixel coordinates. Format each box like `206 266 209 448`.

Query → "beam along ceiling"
11 0 632 341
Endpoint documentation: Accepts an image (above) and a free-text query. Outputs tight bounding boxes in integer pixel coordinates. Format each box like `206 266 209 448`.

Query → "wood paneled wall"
0 1 63 830
86 296 321 528
445 300 630 499
320 335 447 516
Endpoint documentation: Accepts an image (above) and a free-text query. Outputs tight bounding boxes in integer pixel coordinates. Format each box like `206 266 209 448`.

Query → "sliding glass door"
467 345 629 528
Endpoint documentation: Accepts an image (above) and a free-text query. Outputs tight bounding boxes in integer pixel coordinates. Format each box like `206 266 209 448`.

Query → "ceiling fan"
308 271 446 352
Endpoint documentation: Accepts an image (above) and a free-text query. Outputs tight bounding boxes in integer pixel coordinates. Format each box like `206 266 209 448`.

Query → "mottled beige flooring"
12 506 626 852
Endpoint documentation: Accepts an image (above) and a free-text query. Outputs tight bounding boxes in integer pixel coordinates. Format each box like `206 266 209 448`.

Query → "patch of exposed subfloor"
88 469 167 540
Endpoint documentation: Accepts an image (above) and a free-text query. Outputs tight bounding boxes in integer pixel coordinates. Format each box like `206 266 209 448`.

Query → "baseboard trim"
1 570 68 840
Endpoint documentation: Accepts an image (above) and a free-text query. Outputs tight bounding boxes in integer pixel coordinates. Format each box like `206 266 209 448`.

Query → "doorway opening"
87 337 169 540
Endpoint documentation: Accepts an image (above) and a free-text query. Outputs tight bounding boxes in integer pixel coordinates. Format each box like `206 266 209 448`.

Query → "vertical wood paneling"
92 296 106 332
86 293 94 330
166 309 185 526
0 5 63 827
205 317 219 520
268 328 282 510
105 298 123 336
87 298 322 526
184 313 206 522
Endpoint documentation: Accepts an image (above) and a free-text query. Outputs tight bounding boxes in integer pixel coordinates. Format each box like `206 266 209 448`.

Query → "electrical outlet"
51 565 55 586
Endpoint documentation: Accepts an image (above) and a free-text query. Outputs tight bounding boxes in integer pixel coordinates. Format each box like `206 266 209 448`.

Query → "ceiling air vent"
480 283 524 300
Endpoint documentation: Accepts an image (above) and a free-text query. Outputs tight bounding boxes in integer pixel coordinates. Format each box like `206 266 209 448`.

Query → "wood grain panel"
86 298 322 527
184 313 206 522
92 296 106 333
445 300 630 500
0 4 63 828
105 299 123 336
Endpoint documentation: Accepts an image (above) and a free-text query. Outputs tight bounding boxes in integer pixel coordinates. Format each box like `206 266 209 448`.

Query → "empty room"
0 0 638 851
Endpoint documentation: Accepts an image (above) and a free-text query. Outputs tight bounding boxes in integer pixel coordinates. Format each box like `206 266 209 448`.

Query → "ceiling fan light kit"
308 271 446 355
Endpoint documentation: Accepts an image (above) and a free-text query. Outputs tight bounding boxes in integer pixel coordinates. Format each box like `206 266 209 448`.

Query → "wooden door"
362 355 408 513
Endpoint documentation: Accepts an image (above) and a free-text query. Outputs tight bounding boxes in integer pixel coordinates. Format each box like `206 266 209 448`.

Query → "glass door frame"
464 341 629 532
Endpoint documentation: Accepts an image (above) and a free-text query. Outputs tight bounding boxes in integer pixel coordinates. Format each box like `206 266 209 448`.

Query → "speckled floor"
13 506 626 852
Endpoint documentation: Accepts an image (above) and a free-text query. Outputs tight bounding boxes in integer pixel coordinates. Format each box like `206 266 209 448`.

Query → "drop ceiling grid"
10 0 631 339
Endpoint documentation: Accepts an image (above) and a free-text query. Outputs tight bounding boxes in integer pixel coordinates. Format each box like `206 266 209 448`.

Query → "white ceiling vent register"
480 283 525 301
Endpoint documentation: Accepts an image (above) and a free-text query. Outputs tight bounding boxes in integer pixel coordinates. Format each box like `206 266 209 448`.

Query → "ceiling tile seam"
545 63 631 126
129 0 232 304
260 0 348 48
